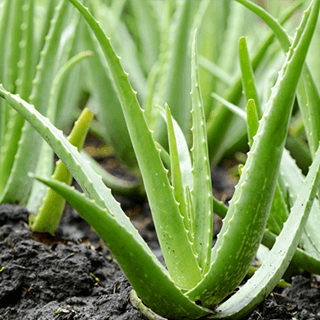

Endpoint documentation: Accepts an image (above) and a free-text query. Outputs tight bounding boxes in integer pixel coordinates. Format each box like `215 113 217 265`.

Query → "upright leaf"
190 30 213 274
187 0 320 308
68 0 201 289
214 141 320 319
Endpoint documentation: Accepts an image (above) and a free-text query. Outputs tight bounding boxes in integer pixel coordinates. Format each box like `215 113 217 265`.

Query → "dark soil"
1 164 320 320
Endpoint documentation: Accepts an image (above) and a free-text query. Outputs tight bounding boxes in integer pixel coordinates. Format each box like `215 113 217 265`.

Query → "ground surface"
1 164 320 319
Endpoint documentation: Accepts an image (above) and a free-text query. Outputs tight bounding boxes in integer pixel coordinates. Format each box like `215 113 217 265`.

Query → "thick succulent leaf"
239 36 290 235
215 88 319 247
4 1 23 94
190 30 213 274
211 180 320 276
68 0 202 289
213 95 290 235
185 185 195 247
32 176 211 320
0 84 211 319
212 141 320 319
307 12 320 90
187 0 320 308
262 229 320 275
0 0 10 148
238 0 320 259
266 183 289 236
0 85 119 215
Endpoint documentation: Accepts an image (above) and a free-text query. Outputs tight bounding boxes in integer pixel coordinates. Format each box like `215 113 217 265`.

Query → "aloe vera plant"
0 0 319 319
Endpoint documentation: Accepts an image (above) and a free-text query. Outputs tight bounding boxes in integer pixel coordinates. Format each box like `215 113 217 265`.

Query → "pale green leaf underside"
155 105 193 190
165 104 193 245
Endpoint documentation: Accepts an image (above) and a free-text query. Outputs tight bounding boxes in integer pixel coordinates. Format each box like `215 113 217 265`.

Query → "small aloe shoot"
0 0 319 319
30 107 94 234
27 50 94 215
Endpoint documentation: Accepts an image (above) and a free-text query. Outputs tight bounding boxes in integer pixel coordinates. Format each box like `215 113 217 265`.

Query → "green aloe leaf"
78 15 139 175
27 50 93 214
280 149 320 259
0 0 33 196
0 84 210 319
237 0 320 260
31 108 94 234
187 0 320 308
0 0 10 148
213 141 320 319
31 175 210 320
238 36 289 236
190 30 213 274
212 96 289 236
297 66 320 157
68 0 202 289
211 175 320 277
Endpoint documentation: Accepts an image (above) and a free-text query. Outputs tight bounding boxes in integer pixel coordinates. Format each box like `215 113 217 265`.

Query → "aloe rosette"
0 0 319 319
